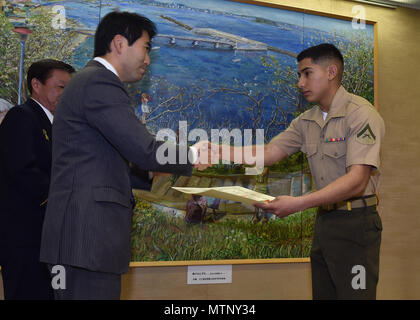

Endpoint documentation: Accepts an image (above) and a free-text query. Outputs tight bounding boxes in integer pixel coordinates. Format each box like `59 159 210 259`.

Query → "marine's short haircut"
94 11 157 57
27 59 75 95
297 43 344 69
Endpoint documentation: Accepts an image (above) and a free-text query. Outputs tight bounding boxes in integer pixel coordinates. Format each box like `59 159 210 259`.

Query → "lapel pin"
42 129 50 141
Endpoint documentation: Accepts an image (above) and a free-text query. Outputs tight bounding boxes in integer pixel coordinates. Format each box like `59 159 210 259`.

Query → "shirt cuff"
189 146 199 165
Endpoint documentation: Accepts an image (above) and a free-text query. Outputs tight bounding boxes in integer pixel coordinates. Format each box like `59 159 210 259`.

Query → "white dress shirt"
31 98 53 124
93 57 119 78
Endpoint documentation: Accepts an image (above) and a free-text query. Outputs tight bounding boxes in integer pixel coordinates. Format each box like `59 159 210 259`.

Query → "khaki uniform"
271 86 384 194
270 86 385 299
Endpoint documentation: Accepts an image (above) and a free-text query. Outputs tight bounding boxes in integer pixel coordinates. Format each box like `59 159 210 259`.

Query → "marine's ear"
327 63 339 81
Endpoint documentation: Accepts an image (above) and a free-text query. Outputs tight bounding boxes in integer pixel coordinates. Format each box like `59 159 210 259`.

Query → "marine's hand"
254 196 304 218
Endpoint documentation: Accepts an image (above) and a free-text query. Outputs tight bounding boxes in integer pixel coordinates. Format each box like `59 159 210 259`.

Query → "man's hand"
254 196 305 218
191 140 219 171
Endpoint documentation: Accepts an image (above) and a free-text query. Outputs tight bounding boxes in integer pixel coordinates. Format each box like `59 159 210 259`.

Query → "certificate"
172 186 274 205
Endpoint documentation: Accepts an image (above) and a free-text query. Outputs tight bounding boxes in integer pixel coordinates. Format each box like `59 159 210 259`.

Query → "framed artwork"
0 0 375 266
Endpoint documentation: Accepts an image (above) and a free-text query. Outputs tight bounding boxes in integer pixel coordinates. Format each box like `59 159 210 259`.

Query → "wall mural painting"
0 0 374 264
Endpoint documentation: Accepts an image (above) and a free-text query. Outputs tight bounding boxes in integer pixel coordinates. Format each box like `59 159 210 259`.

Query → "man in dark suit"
39 12 209 300
0 59 75 300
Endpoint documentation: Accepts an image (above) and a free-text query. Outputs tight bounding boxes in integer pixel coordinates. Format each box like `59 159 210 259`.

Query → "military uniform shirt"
270 86 385 196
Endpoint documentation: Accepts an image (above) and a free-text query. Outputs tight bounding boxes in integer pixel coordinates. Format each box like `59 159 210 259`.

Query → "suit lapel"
25 99 52 146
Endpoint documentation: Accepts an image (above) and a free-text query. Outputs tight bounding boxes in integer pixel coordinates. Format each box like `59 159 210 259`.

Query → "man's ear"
31 78 41 94
110 34 127 55
327 64 339 81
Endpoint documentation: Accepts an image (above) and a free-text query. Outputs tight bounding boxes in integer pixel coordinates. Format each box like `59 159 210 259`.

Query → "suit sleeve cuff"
189 146 198 165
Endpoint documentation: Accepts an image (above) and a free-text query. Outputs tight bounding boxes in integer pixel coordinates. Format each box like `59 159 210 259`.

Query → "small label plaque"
187 265 232 284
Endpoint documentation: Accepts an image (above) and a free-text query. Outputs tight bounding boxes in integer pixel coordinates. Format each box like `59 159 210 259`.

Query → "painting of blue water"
30 0 374 141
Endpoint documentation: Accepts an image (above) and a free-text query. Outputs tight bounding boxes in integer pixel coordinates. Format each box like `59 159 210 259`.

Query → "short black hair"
94 11 157 57
27 59 75 94
297 43 344 67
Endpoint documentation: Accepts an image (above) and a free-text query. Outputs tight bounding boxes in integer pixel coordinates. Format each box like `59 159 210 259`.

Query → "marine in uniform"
250 43 385 299
268 83 384 299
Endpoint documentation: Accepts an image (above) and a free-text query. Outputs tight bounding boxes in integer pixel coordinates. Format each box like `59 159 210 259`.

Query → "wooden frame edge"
130 257 310 267
373 21 379 110
229 0 377 24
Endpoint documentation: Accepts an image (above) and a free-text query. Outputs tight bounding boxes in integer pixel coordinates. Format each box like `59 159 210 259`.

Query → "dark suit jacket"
0 99 52 248
40 60 193 274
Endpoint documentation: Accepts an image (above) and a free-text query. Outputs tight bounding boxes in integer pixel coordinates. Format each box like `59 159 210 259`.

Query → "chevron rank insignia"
356 124 376 145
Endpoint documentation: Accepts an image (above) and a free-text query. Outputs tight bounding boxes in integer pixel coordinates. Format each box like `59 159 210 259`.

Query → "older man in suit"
40 12 209 300
0 59 74 300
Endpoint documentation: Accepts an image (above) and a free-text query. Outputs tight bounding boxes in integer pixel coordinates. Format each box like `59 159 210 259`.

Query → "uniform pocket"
363 213 382 247
323 141 346 159
372 214 383 231
301 143 317 158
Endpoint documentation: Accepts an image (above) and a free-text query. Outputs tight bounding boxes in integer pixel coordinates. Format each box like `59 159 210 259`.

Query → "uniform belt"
320 194 377 212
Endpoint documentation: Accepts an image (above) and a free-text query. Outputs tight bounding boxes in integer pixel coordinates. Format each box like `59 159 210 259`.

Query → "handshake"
190 140 264 174
191 140 222 171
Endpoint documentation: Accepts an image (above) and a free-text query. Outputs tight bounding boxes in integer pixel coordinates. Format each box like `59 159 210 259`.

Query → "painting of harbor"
0 0 374 263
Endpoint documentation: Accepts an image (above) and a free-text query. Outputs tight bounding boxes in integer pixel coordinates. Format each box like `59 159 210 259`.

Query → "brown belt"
320 195 377 212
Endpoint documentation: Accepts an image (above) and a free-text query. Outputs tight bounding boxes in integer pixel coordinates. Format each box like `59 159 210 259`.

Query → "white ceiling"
353 0 420 10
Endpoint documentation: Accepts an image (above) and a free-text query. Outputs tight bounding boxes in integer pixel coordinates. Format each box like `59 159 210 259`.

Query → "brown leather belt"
320 194 377 212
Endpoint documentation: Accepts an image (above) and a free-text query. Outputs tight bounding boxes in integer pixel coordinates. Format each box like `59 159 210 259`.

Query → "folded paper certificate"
172 186 274 206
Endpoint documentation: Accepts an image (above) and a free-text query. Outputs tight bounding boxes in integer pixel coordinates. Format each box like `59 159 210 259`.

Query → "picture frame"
125 0 377 267
0 0 377 267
